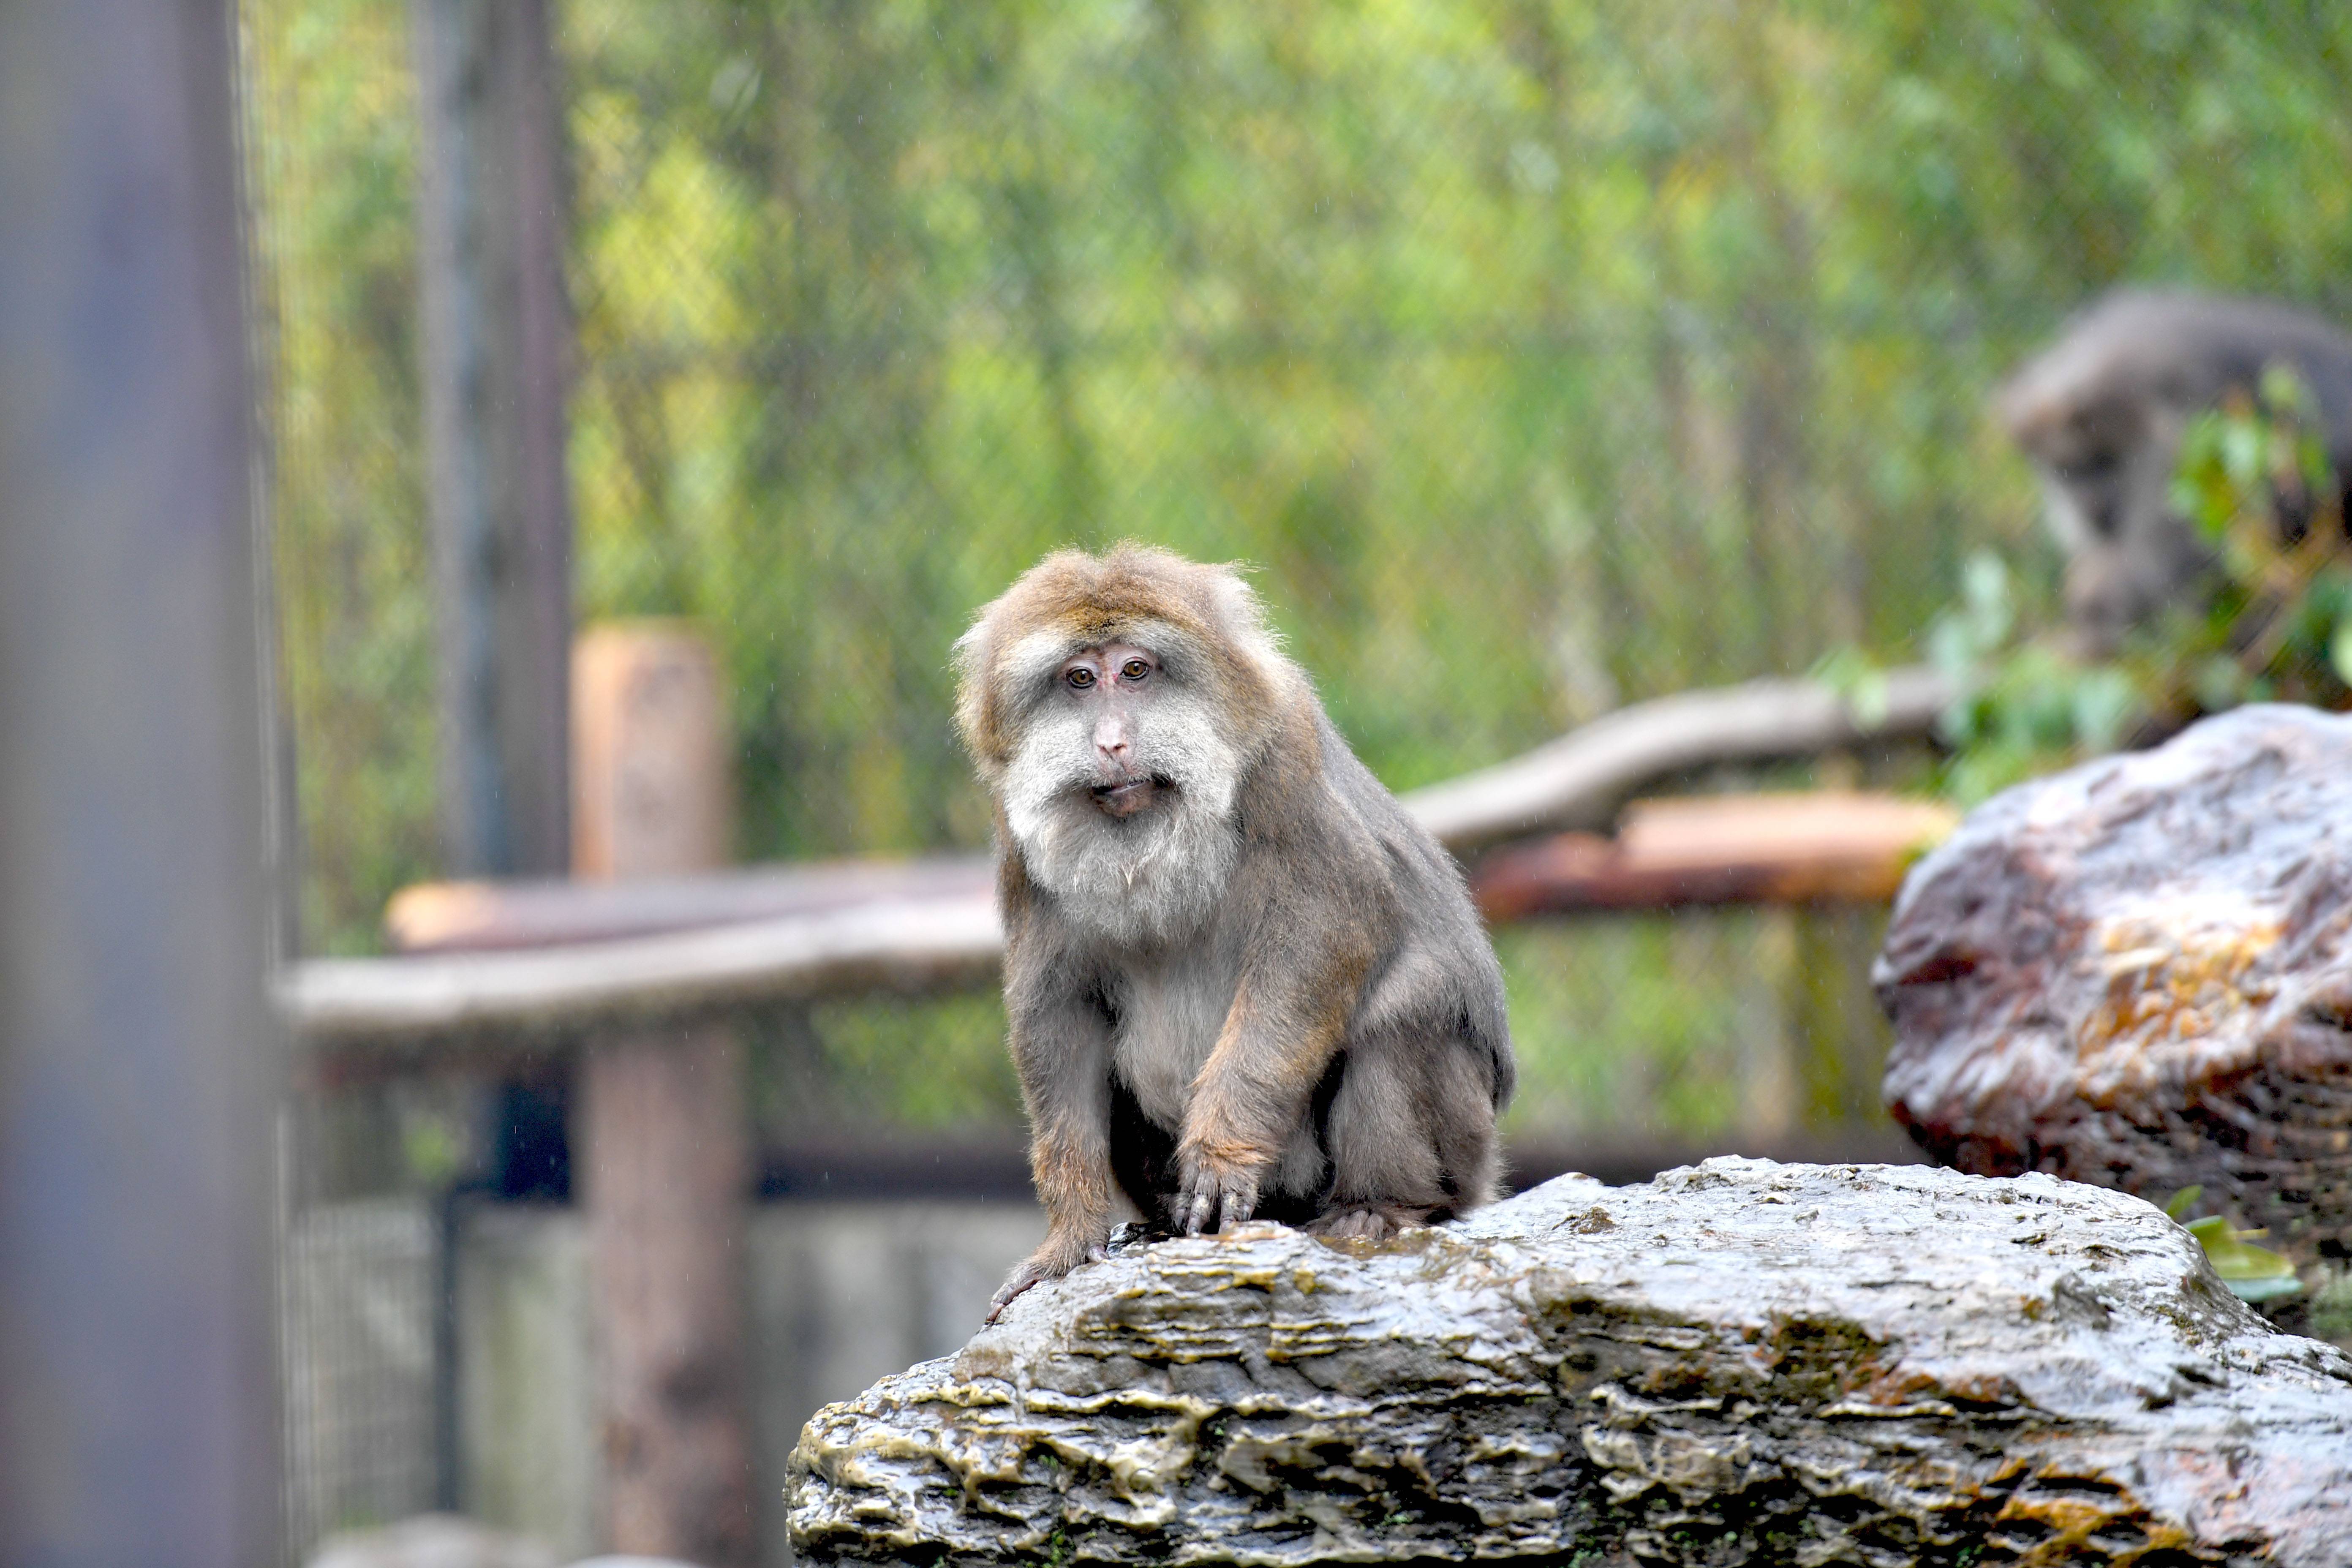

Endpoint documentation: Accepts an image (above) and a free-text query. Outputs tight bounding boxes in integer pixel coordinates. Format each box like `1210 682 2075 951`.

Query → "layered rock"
788 1158 2352 1566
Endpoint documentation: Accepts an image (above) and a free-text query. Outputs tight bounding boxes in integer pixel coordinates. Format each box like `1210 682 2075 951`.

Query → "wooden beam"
373 665 1953 956
1470 792 1959 920
385 854 994 954
285 667 1958 1049
288 891 1002 1047
570 627 757 1568
283 792 1946 1048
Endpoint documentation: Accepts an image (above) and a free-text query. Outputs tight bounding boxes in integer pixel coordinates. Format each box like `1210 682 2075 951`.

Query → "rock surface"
1876 704 2352 1251
305 1515 558 1568
787 1158 2352 1566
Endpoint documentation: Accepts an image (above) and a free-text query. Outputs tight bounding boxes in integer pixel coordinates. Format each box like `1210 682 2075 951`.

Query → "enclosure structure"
234 2 2352 1562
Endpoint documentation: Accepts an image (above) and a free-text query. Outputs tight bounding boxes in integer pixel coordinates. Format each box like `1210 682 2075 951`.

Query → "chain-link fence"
243 0 2352 1141
239 0 2352 1556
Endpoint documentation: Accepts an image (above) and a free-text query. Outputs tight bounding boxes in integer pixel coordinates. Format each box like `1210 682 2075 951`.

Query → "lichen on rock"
787 1158 2352 1566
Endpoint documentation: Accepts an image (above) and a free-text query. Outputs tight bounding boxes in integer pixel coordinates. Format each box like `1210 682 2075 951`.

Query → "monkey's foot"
984 1237 1111 1324
1172 1155 1262 1237
1307 1204 1426 1242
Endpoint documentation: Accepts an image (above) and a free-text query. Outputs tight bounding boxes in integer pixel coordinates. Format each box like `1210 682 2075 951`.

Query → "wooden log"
287 792 1942 1048
386 854 993 954
285 667 1958 1048
1470 792 1957 920
572 625 757 1568
290 893 1002 1048
1405 664 1952 851
373 664 1954 956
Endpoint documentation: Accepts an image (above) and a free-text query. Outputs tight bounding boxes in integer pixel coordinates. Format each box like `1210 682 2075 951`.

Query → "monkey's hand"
984 1229 1112 1324
1172 1144 1264 1237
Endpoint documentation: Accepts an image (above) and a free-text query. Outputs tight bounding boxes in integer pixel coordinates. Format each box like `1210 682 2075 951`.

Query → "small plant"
2164 1185 2302 1304
2308 1265 2352 1344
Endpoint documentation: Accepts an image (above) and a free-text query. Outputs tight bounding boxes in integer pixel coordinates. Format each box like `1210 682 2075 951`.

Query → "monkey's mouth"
1090 776 1168 819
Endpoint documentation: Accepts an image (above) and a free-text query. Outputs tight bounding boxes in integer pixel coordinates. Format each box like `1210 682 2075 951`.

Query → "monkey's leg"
988 979 1122 1323
1310 1036 1487 1241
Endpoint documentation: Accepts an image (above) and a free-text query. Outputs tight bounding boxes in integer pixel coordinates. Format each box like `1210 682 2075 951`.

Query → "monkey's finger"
1180 1182 1218 1237
1215 1179 1258 1232
985 1264 1043 1325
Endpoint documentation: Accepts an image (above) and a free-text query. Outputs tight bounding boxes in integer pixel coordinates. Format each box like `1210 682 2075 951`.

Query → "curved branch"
1403 664 1952 852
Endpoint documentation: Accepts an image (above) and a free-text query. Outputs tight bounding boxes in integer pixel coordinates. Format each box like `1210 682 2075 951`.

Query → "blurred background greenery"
240 0 2352 1151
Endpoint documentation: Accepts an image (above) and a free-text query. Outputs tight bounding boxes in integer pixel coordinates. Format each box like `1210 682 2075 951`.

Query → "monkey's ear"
1201 563 1294 700
951 613 1000 765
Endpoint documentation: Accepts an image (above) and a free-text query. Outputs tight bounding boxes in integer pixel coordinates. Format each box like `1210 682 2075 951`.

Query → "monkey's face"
1047 642 1172 817
2020 397 2147 550
996 628 1245 942
2020 399 2211 651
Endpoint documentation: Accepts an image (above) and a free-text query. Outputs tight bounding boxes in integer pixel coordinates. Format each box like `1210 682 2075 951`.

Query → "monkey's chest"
1108 953 1239 1133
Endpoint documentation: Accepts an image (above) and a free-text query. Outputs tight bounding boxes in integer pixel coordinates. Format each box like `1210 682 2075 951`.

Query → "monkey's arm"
988 942 1121 1322
1174 870 1380 1236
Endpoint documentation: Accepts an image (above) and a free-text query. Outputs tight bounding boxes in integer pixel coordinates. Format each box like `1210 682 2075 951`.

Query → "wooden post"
574 626 756 1567
412 0 576 878
0 2 281 1559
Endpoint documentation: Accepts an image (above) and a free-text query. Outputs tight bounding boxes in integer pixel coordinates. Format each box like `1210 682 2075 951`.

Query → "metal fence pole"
0 2 282 1564
411 0 577 881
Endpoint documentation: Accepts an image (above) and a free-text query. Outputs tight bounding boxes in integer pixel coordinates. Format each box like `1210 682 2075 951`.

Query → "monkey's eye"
1065 667 1096 691
1120 658 1151 683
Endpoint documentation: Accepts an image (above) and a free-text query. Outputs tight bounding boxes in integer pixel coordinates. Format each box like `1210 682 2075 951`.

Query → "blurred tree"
245 0 2352 1138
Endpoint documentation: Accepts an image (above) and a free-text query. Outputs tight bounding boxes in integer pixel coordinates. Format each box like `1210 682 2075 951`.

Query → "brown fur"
956 546 1290 775
959 545 1516 1320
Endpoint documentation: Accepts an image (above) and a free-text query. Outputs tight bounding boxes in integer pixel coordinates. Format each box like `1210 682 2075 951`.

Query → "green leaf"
2162 1185 2203 1221
2225 1274 2308 1304
2331 611 2352 689
2186 1213 2302 1300
2068 668 2141 754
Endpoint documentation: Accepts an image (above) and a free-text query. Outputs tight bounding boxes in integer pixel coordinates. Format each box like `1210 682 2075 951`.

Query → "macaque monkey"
955 544 1515 1318
1999 289 2352 651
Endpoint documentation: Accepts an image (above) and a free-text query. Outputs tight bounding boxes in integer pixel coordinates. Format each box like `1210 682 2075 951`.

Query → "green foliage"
2164 1186 2303 1304
252 0 2352 958
2167 367 2352 709
244 2 2352 1137
1922 368 2351 804
2309 1266 2352 1344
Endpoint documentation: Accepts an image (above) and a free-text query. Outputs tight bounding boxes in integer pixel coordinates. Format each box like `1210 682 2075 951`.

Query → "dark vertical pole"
0 3 281 1565
411 2 576 1515
412 0 576 880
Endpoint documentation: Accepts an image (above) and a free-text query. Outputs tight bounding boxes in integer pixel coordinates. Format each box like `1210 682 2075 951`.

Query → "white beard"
1002 707 1243 945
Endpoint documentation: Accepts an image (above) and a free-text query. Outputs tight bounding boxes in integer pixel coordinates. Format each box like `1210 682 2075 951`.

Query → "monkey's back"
1311 712 1516 1110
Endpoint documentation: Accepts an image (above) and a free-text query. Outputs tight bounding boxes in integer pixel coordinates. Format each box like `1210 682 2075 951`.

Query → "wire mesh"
246 0 2352 956
237 1 2352 1558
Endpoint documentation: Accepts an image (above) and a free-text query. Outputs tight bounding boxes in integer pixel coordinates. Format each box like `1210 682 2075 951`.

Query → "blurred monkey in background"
955 545 1514 1319
2000 289 2352 650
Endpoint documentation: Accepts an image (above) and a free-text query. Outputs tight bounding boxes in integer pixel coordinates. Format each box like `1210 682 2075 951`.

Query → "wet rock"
1876 704 2352 1252
786 1158 2352 1566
